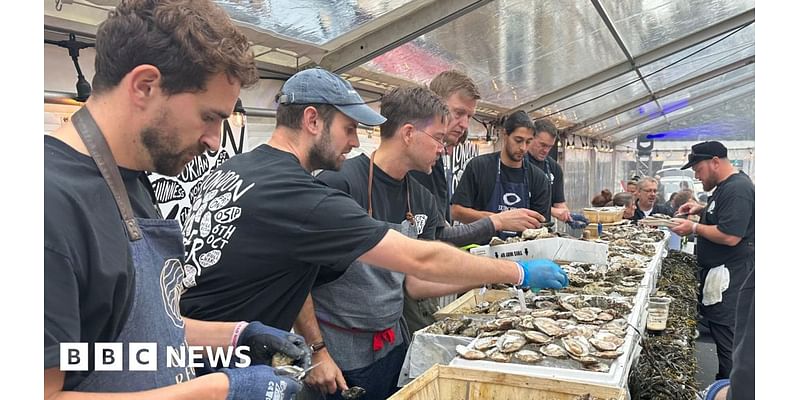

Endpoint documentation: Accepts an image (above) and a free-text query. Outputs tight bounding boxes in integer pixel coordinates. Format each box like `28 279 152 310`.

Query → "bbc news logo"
60 343 252 371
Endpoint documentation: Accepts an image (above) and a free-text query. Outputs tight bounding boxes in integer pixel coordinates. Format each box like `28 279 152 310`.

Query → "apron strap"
71 107 142 241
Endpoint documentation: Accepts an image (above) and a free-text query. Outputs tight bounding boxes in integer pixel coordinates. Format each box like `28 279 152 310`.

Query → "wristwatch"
309 341 326 353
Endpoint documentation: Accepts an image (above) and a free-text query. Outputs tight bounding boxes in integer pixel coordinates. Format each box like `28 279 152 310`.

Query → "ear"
400 123 415 145
302 106 322 137
126 65 162 110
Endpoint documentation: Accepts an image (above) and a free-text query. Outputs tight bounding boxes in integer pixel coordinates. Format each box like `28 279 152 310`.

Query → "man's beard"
140 115 206 176
308 125 341 171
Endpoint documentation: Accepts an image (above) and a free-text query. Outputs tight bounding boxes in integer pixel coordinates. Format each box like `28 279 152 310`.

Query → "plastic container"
646 297 672 332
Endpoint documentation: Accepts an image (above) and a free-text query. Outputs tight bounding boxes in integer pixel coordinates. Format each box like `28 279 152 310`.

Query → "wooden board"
432 289 512 320
390 365 627 400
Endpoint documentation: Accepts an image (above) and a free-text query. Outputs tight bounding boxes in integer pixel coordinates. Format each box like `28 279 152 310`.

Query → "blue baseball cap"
278 68 386 126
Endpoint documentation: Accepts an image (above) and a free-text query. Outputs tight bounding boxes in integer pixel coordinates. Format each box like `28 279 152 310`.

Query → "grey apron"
312 155 418 372
70 107 194 391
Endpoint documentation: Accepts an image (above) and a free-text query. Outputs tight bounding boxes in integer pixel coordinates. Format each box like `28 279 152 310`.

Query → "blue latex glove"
517 259 569 289
702 379 730 400
237 322 312 370
221 364 302 400
566 212 589 229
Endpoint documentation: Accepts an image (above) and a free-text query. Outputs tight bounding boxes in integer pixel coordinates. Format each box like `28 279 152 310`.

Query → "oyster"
533 317 564 337
589 331 625 351
523 330 552 344
489 236 506 246
497 331 527 353
271 352 295 367
596 312 615 322
456 345 486 360
571 355 601 366
521 227 549 240
514 349 543 364
555 311 575 320
562 336 591 358
573 308 597 322
568 325 597 339
342 386 367 400
474 301 490 314
473 336 498 351
583 362 610 373
591 350 624 359
496 309 516 319
486 347 511 362
540 343 568 358
530 309 558 318
444 317 471 335
518 315 537 330
461 325 479 338
534 300 559 309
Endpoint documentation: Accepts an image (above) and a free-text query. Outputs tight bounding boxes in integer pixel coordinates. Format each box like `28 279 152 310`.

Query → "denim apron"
488 154 530 239
70 107 194 392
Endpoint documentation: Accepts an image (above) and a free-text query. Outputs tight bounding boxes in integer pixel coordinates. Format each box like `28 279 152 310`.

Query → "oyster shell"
497 331 527 353
591 350 624 359
589 331 625 351
539 343 568 358
533 317 564 337
342 386 367 400
486 347 511 362
460 325 479 338
514 349 543 364
489 237 506 246
456 345 486 360
518 316 537 330
531 309 558 318
473 336 498 351
562 336 591 358
524 330 552 344
583 362 610 373
534 300 559 309
573 308 597 322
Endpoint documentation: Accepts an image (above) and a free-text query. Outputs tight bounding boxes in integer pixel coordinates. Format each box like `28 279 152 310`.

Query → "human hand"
490 208 545 232
551 207 571 222
517 259 569 289
304 349 348 394
677 201 703 216
566 213 588 229
221 364 302 400
668 218 695 237
237 322 312 370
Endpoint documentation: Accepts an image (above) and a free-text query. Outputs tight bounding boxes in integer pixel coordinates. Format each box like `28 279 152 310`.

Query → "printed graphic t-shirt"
44 136 162 389
180 144 390 331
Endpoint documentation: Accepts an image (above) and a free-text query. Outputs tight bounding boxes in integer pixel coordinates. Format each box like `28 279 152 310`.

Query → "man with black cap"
180 68 569 397
669 141 755 383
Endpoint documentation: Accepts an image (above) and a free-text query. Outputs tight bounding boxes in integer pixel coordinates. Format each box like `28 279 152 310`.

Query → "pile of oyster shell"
488 227 557 245
451 294 632 372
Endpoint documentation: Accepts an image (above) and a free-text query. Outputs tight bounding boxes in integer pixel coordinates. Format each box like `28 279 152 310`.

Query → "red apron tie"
372 327 396 351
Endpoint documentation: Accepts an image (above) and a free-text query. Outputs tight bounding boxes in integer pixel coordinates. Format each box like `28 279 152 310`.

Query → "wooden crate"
389 365 626 400
433 289 512 320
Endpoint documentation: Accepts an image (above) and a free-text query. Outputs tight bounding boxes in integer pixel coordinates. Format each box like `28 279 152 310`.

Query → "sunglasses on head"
688 153 717 163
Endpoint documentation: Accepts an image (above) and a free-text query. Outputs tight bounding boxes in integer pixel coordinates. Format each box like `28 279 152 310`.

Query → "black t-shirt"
44 136 161 386
179 145 390 331
315 154 440 282
527 153 565 205
697 171 755 267
409 157 449 224
451 152 551 220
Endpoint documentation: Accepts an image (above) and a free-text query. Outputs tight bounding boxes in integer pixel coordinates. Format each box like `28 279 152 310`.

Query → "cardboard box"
469 237 608 266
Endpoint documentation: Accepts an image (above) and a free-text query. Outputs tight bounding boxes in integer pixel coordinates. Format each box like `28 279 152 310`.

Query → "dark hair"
533 118 558 138
672 189 696 209
502 111 534 135
92 0 258 95
275 102 338 131
429 70 481 100
380 86 449 139
591 189 613 207
612 191 635 207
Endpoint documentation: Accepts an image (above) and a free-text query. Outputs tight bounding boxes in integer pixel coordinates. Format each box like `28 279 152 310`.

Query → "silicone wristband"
230 321 249 347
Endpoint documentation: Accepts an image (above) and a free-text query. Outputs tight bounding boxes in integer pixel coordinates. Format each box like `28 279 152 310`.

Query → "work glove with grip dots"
221 364 302 400
237 322 312 370
566 212 589 229
516 259 569 289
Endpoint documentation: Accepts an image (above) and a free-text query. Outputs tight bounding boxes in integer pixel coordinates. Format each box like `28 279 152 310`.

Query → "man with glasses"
304 86 500 400
180 69 569 398
631 176 673 222
669 141 755 385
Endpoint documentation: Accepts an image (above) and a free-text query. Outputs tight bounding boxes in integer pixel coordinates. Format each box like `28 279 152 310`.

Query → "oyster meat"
533 317 564 337
562 336 591 358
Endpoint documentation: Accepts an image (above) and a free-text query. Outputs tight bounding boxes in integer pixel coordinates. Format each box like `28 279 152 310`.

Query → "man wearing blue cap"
669 141 754 386
179 68 569 397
